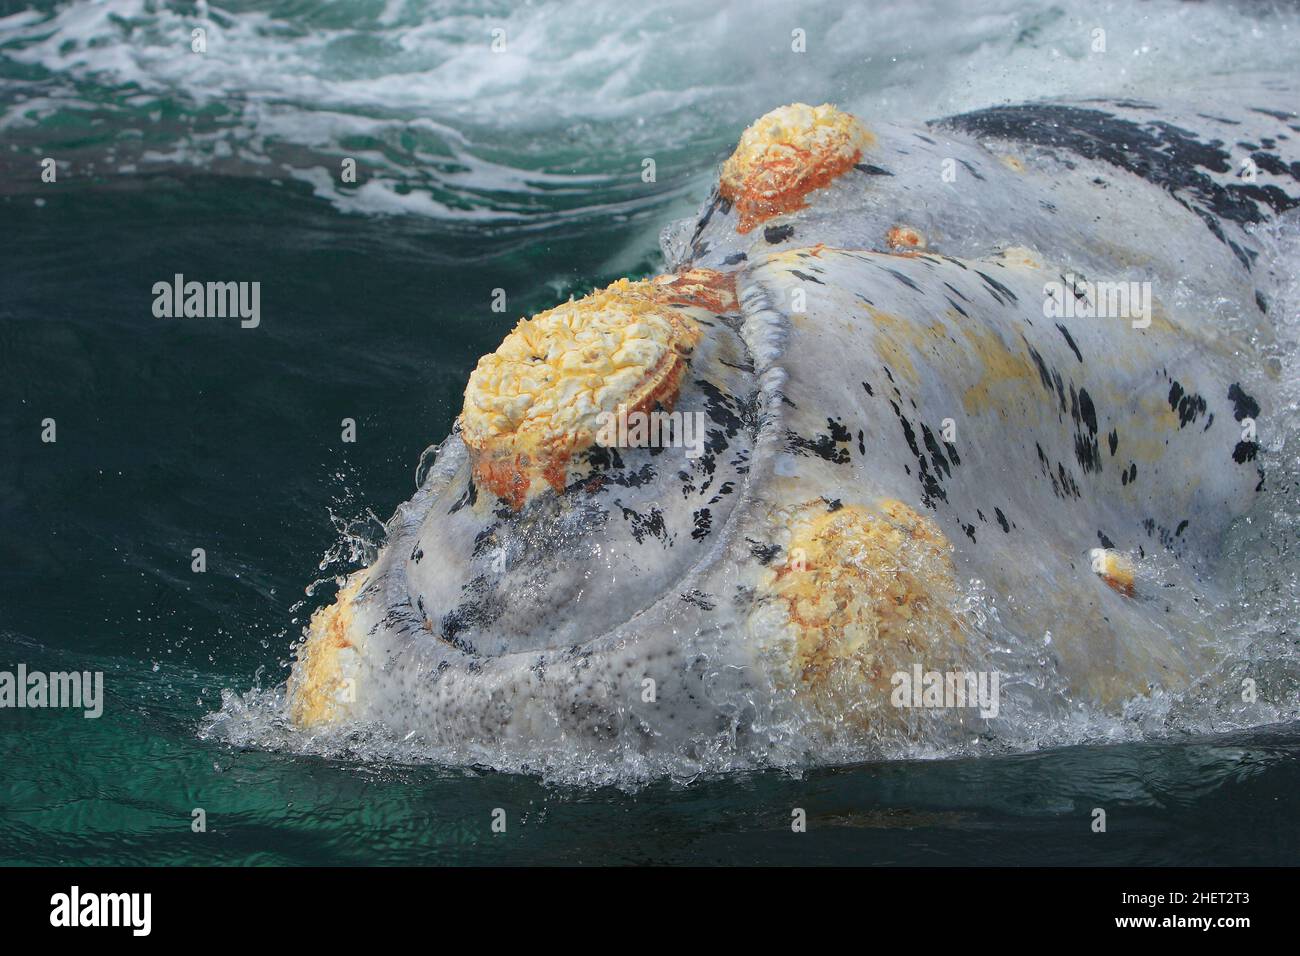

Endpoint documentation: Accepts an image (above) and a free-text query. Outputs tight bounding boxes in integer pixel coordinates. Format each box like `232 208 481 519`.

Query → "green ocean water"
3 0 1300 865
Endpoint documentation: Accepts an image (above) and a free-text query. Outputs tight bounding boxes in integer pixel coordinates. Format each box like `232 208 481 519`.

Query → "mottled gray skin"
292 85 1298 767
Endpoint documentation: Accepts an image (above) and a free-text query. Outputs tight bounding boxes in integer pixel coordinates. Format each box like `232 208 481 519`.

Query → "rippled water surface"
2 0 1299 864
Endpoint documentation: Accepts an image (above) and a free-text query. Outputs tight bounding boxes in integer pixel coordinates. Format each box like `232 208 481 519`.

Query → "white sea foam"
3 0 1299 225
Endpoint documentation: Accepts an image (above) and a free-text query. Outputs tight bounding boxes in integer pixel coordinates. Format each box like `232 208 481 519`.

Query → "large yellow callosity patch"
757 499 965 724
288 574 364 728
460 269 734 507
720 103 874 233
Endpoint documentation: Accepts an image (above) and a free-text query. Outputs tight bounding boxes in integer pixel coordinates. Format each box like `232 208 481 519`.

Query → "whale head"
283 91 1290 773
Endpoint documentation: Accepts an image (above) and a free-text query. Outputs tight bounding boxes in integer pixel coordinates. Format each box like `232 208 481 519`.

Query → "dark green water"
3 163 1298 867
3 0 1300 866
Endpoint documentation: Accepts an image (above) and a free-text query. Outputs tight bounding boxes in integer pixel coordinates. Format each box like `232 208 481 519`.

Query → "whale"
284 87 1298 773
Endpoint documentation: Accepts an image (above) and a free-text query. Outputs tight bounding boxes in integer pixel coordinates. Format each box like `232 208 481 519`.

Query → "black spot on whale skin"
823 497 843 512
939 104 1300 263
723 252 748 265
1233 440 1260 464
785 426 851 464
765 223 796 243
1176 519 1189 537
957 158 985 181
890 400 923 458
1035 442 1059 497
1052 369 1067 413
1108 429 1119 456
1167 380 1208 428
921 422 953 479
862 380 874 397
689 186 723 249
719 358 755 374
826 417 852 444
1055 323 1084 362
575 459 657 492
975 270 1017 306
963 524 977 543
886 268 921 291
707 480 736 505
449 479 478 514
1252 107 1298 122
680 590 716 611
696 379 753 439
1077 388 1098 434
1248 151 1300 183
1066 384 1102 473
1097 531 1116 550
442 577 506 654
1256 290 1269 313
889 401 946 507
614 501 669 545
856 163 894 176
691 508 712 541
1058 461 1082 499
1075 432 1103 474
1026 343 1055 393
788 268 823 285
946 296 969 318
917 462 946 508
411 543 424 563
583 444 626 472
747 539 782 565
995 508 1011 533
472 523 500 558
1227 383 1260 421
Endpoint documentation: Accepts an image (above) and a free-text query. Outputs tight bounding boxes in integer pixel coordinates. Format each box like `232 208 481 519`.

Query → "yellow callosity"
1094 549 1136 596
720 103 874 233
288 573 365 728
460 270 734 507
759 500 963 719
886 226 928 251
